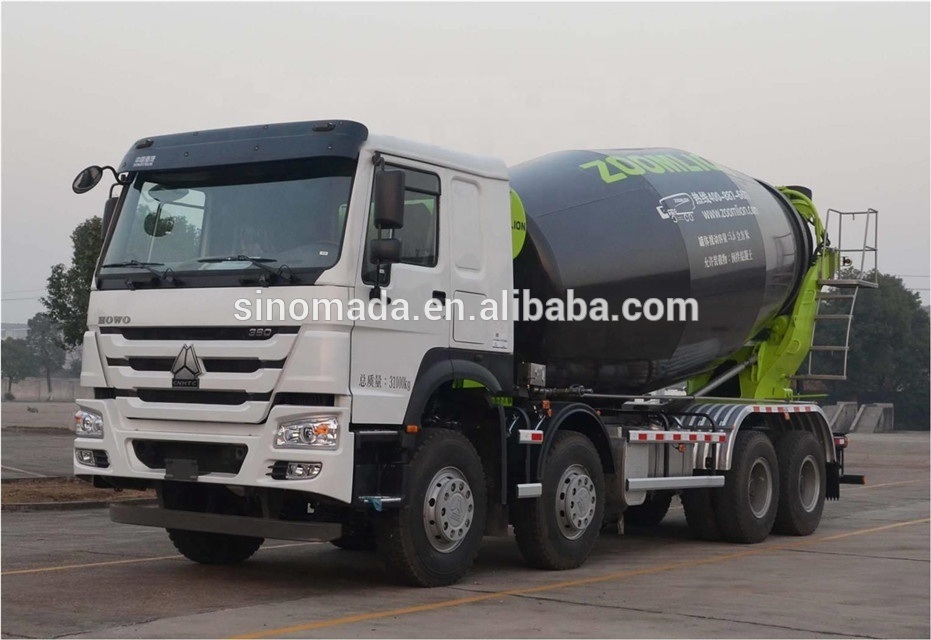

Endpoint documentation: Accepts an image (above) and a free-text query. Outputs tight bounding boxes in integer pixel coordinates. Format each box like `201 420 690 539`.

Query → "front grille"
117 389 271 405
100 326 299 341
111 389 334 406
271 392 335 407
107 357 285 373
95 326 340 411
133 440 247 474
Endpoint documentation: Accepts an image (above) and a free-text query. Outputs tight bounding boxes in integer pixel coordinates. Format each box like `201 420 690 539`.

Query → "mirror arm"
100 166 130 184
368 231 391 303
368 251 391 303
368 265 391 303
369 266 383 301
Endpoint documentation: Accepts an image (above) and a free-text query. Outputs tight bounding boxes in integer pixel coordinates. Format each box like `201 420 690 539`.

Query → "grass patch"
2 477 151 504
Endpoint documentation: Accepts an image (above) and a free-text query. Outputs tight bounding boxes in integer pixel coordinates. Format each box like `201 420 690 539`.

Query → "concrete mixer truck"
71 120 875 586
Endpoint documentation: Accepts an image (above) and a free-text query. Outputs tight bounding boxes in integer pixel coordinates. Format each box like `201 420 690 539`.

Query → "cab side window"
362 166 440 284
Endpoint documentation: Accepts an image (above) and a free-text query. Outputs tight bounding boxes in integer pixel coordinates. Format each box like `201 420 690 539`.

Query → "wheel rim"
423 466 474 553
798 454 821 512
554 464 597 540
747 457 773 519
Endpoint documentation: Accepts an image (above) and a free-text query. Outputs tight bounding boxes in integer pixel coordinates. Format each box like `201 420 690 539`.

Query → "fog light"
74 410 104 438
76 449 95 465
286 462 322 479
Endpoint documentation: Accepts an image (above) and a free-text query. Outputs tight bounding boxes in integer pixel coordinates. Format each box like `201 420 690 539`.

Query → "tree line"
815 271 930 428
1 217 100 398
2 313 73 398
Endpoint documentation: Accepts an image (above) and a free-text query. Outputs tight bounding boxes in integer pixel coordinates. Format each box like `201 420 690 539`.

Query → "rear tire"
772 432 826 536
513 431 605 570
168 529 263 565
714 431 779 543
376 429 486 587
681 488 721 541
624 491 673 527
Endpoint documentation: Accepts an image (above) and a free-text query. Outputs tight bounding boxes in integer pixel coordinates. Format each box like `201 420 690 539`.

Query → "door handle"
432 290 447 304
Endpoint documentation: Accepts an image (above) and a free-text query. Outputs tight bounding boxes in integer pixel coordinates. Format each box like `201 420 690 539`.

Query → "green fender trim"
452 379 487 390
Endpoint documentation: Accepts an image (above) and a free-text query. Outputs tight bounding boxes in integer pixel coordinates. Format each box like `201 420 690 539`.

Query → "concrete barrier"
850 403 895 433
823 401 859 434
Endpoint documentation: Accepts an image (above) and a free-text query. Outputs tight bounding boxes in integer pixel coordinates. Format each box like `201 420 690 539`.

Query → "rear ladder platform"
796 208 879 382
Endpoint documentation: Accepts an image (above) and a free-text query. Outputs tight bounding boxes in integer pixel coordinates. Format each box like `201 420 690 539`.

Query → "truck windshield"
100 157 355 286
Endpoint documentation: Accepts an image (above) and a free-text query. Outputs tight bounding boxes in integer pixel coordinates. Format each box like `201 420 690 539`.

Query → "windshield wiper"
101 260 181 288
197 255 296 284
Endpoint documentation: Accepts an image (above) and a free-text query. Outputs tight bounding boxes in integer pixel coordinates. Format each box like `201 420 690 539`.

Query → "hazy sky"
2 1 929 323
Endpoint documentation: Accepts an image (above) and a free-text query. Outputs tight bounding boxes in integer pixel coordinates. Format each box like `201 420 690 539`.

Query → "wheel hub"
423 467 474 553
555 464 597 540
748 457 773 519
798 454 821 512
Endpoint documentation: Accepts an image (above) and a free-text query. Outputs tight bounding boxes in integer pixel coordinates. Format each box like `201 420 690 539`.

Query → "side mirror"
369 238 401 264
72 166 104 194
373 170 405 230
102 196 118 233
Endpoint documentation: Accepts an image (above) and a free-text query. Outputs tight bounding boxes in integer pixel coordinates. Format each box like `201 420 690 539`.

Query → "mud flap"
826 462 840 500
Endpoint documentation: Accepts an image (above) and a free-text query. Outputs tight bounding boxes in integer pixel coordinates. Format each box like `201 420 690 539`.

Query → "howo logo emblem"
171 344 203 388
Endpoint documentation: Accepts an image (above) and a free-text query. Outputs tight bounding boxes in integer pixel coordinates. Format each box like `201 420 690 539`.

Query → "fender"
402 348 511 425
682 402 837 471
402 348 511 507
531 403 616 481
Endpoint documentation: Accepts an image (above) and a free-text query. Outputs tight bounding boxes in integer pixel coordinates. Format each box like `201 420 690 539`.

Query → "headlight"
275 416 339 449
74 410 104 438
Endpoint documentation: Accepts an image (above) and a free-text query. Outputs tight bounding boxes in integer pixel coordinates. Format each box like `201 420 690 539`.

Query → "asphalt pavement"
1 402 76 479
1 430 75 480
1 432 927 639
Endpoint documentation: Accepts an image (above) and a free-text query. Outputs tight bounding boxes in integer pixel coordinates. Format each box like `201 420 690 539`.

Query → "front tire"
376 429 486 587
159 482 263 565
513 431 605 570
330 523 377 551
772 432 826 536
168 529 263 565
714 431 779 543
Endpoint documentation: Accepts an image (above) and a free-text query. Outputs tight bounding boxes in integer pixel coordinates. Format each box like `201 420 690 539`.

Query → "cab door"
350 158 450 425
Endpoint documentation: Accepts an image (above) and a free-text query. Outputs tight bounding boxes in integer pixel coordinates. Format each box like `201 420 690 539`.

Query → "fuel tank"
509 148 813 393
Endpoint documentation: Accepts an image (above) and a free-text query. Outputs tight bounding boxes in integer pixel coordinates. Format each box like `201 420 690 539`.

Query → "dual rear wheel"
683 430 826 543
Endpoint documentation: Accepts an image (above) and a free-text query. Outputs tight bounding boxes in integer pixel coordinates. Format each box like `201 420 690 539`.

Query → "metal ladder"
796 208 879 381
